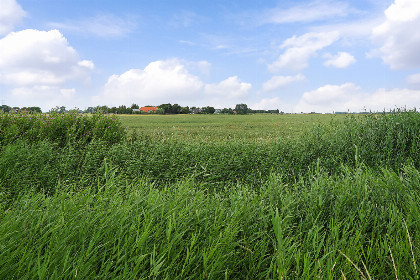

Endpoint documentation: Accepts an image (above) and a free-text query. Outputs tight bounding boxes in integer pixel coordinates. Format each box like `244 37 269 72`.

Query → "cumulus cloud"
49 14 137 38
99 59 203 106
323 52 356 68
204 76 251 99
0 0 26 36
295 83 420 113
262 74 305 92
261 1 351 24
0 29 94 86
252 97 290 111
9 86 82 111
97 59 252 107
371 0 420 69
406 73 420 89
269 31 340 72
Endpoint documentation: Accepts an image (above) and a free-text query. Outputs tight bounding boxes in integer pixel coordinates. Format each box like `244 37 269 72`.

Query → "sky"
1 0 420 113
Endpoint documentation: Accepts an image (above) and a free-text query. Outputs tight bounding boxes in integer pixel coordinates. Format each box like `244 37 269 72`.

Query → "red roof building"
140 106 158 113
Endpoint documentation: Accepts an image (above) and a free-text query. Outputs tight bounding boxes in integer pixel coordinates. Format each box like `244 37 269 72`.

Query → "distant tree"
85 107 95 113
201 106 215 114
0 105 11 112
180 106 190 114
117 105 131 114
130 103 139 109
154 108 165 114
235 104 248 114
158 103 173 114
32 107 42 113
221 108 233 114
22 106 42 113
58 106 66 113
172 104 182 114
99 105 109 113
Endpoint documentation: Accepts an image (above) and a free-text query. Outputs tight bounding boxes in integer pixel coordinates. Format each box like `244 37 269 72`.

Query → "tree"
130 103 139 109
235 104 248 114
201 106 215 114
221 108 233 114
117 105 127 114
85 107 95 113
58 106 66 113
180 106 190 114
0 105 11 112
158 103 173 114
172 104 181 114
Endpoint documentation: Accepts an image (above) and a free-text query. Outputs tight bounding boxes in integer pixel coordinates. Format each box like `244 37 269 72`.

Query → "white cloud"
269 31 340 72
99 59 203 106
310 17 384 38
262 74 305 92
0 0 26 36
252 97 290 111
97 59 252 107
10 86 81 111
371 0 420 69
205 76 251 99
295 83 420 113
49 14 137 38
323 52 356 68
0 29 94 86
261 1 351 24
406 73 420 89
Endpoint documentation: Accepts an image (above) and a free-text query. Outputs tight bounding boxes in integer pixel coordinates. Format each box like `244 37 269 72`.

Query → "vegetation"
0 109 419 279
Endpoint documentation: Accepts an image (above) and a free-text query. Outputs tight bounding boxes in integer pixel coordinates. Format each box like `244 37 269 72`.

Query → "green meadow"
1 110 420 279
119 113 346 142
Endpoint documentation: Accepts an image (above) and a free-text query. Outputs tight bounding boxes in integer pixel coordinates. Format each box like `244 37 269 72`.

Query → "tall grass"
0 110 126 147
1 111 419 202
1 165 419 279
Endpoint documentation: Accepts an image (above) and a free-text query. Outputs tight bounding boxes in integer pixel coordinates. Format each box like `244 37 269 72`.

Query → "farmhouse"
140 106 158 113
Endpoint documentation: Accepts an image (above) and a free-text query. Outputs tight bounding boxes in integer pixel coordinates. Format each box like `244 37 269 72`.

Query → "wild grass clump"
0 110 126 148
300 109 420 173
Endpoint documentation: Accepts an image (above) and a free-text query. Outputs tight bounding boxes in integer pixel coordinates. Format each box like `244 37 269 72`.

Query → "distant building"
191 108 202 114
140 106 158 113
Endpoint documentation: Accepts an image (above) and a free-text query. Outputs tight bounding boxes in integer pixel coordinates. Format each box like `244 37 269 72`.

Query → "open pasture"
119 113 347 142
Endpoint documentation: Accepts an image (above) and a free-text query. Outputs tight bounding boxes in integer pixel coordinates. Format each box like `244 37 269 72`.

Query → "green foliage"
235 103 249 114
201 106 215 114
0 110 127 147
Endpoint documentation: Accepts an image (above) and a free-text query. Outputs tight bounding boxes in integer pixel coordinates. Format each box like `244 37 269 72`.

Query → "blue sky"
1 0 420 112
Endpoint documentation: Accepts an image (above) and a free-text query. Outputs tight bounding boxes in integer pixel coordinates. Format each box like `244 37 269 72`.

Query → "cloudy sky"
1 0 420 112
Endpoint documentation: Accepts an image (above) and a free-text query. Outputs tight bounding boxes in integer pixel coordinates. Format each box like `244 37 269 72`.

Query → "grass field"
119 113 347 142
1 110 420 279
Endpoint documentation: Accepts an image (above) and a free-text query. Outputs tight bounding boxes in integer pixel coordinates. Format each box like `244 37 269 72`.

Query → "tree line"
84 103 280 115
1 103 281 115
0 105 42 113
